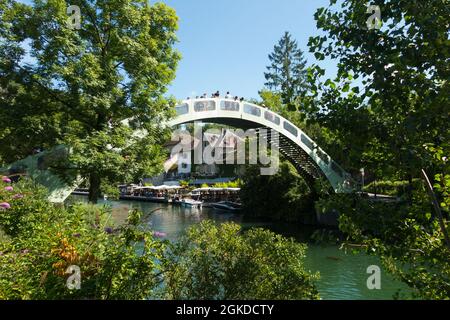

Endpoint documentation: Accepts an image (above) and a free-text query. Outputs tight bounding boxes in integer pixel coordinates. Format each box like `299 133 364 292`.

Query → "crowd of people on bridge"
187 91 245 102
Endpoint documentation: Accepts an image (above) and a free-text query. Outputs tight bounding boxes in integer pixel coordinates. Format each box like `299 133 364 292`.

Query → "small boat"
211 201 242 213
180 199 203 209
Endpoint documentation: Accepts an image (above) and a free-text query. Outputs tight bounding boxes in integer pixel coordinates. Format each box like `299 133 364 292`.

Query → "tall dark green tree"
264 31 308 107
0 0 181 202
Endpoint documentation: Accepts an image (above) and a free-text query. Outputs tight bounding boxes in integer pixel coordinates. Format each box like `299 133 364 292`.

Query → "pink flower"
0 202 11 209
153 231 167 238
4 186 13 192
1 176 11 183
13 194 24 199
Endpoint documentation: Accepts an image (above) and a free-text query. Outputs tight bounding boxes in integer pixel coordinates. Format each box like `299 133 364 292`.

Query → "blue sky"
18 0 337 100
160 0 334 100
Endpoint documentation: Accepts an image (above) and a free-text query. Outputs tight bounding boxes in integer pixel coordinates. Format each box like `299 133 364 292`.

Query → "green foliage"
0 179 167 299
363 179 423 197
426 143 450 211
264 31 309 106
0 179 51 237
178 180 189 188
317 175 450 298
0 0 181 202
305 0 450 299
212 179 242 189
306 0 449 180
161 220 319 300
259 89 304 125
0 179 320 300
343 196 449 299
240 162 315 222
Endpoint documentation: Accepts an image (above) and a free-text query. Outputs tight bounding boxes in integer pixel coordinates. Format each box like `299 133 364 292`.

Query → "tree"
308 0 450 299
240 162 315 223
0 0 181 203
0 0 63 163
306 0 449 187
264 31 309 107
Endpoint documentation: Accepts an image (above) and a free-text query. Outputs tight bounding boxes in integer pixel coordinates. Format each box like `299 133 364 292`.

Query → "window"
264 111 280 125
243 104 261 117
316 149 329 164
301 134 314 150
283 121 298 137
331 161 343 177
175 103 189 115
194 100 216 112
220 100 240 111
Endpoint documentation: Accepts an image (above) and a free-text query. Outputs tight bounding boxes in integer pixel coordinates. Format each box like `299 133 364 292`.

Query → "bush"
363 179 423 197
161 221 320 300
0 178 166 300
212 179 242 189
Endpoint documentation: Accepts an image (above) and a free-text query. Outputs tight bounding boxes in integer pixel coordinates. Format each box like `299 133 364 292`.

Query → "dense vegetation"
162 220 319 300
240 162 315 223
0 178 319 300
241 0 449 299
243 0 450 299
0 0 448 300
0 0 180 202
306 0 449 300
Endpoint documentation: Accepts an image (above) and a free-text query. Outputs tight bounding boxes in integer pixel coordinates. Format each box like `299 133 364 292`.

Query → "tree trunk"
88 172 101 204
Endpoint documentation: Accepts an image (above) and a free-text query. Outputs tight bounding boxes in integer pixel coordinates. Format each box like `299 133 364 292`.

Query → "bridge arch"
1 98 355 203
167 98 354 193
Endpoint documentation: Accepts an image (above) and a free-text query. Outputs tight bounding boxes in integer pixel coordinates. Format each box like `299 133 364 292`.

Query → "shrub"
161 221 320 300
0 178 166 300
0 178 320 300
363 179 423 197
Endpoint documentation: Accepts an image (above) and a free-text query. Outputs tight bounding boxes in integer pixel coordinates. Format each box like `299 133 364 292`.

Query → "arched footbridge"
168 98 355 193
0 98 355 202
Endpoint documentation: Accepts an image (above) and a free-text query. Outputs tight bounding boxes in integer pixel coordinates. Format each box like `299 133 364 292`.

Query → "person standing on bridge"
225 91 231 99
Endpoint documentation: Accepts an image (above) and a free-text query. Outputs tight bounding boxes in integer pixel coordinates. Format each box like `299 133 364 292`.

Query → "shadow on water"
67 195 412 300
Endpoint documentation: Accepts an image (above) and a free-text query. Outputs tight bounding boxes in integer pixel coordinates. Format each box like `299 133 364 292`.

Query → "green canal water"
69 195 412 300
